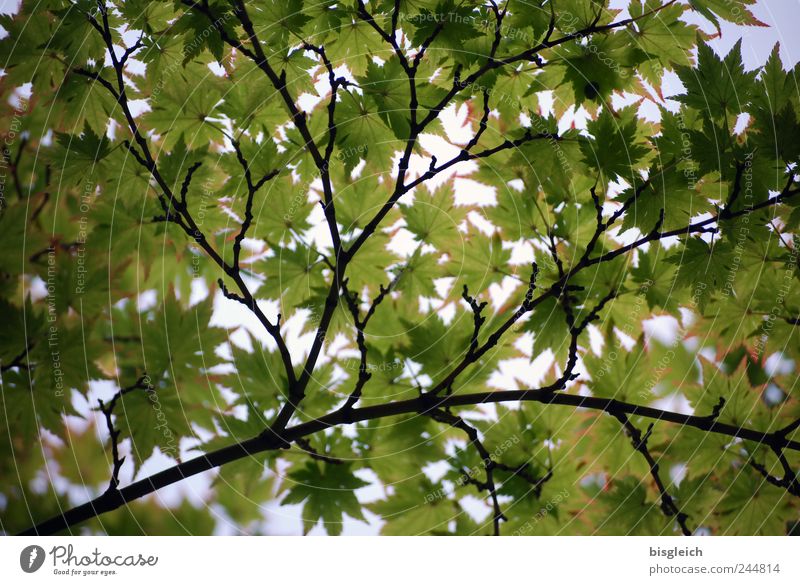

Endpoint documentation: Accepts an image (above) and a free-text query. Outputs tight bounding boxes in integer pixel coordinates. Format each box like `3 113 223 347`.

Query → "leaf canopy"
1 0 799 537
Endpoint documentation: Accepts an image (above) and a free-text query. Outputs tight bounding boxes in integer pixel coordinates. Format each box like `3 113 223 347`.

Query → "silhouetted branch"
494 462 552 498
338 279 393 418
95 375 153 492
611 412 692 535
179 161 203 206
0 344 33 373
22 378 800 535
464 90 491 153
462 284 488 359
431 409 506 536
21 0 800 539
77 1 296 393
293 438 344 465
229 139 280 270
426 261 539 397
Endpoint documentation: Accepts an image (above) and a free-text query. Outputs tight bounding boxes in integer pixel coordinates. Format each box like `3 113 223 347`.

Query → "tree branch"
95 375 153 493
430 409 506 536
22 381 800 535
229 139 280 271
338 278 393 418
79 1 296 390
0 344 33 373
425 261 539 398
611 411 692 535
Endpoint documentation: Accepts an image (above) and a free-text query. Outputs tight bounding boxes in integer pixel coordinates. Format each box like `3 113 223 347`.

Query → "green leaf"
581 106 649 183
226 333 289 412
591 476 670 535
630 0 696 68
115 384 192 470
524 296 570 359
621 166 716 232
537 33 642 110
584 343 651 402
715 469 792 535
446 230 511 293
52 123 112 185
259 246 326 306
513 127 592 201
688 0 766 34
325 11 387 75
358 59 413 140
402 184 466 248
676 40 756 121
248 176 314 244
218 58 294 133
139 291 226 395
686 359 769 428
214 458 274 525
345 233 398 293
281 461 368 535
393 249 440 298
410 0 482 56
249 0 312 52
368 477 456 535
358 416 445 483
665 238 731 309
335 94 399 172
334 174 395 234
488 186 548 242
144 64 223 150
